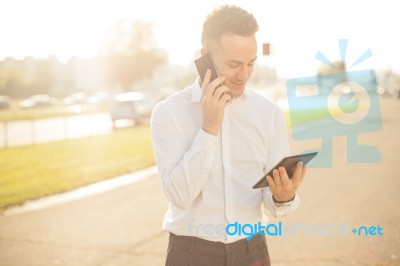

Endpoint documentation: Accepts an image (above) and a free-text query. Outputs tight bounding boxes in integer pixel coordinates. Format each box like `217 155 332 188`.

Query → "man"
151 5 306 266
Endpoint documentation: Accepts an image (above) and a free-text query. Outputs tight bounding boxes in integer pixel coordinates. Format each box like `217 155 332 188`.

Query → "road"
0 97 399 265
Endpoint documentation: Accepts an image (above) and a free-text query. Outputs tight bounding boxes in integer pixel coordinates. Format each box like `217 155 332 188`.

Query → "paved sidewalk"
0 97 399 266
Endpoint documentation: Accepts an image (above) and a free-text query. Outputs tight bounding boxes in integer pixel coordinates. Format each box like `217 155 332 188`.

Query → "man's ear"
200 48 209 56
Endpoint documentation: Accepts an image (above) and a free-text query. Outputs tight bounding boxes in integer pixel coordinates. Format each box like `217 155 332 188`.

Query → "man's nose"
237 65 249 80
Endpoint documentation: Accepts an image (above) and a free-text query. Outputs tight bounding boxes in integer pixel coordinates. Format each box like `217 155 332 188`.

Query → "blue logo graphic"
187 220 384 241
286 39 382 167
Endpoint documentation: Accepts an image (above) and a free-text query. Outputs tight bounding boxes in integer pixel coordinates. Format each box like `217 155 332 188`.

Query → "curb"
3 165 158 216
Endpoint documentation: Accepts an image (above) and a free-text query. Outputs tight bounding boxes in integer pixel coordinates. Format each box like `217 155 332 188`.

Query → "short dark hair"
201 5 259 49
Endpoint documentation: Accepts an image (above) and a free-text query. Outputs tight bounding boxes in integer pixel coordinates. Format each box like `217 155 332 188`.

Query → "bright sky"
0 0 398 78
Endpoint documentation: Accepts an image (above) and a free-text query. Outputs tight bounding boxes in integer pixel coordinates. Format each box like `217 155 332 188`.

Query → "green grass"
283 99 371 128
284 108 331 128
0 126 155 212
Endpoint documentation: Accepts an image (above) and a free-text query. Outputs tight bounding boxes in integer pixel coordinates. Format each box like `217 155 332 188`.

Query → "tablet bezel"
252 151 318 189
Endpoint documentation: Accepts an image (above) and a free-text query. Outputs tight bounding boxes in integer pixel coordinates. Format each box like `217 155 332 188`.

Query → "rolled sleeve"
151 102 218 209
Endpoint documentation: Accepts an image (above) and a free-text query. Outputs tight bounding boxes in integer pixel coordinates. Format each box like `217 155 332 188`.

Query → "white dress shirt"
151 81 300 243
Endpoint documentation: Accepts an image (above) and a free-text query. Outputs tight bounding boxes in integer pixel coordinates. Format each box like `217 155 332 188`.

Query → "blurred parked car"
109 92 154 128
86 91 111 105
0 96 11 109
20 95 55 108
62 92 87 105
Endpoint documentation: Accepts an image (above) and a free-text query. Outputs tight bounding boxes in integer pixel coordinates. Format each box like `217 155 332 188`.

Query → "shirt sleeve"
263 190 301 217
151 102 218 209
262 107 301 217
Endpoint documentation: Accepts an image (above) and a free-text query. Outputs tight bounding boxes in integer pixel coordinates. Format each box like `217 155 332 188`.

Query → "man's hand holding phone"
200 69 231 136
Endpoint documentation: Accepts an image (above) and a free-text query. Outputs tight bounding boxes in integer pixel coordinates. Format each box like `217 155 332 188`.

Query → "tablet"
252 151 318 189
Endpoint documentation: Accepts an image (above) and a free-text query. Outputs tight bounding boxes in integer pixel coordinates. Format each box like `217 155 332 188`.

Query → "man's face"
209 33 257 98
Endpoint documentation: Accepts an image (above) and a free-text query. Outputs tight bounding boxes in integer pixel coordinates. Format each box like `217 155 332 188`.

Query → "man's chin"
228 84 245 98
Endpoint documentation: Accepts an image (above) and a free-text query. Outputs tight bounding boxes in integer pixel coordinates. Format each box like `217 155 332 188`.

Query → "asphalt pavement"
0 97 399 266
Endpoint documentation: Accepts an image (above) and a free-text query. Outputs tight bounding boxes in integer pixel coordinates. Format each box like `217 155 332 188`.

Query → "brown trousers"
166 233 270 266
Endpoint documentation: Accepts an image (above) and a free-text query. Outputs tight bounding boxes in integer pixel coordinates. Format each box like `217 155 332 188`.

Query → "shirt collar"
191 78 251 103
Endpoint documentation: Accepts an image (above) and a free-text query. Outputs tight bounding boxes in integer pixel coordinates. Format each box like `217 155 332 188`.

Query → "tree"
31 58 55 95
0 57 57 98
0 58 28 98
100 20 167 92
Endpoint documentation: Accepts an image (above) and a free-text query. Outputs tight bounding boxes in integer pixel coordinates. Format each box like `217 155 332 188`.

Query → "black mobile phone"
194 53 220 84
252 151 318 189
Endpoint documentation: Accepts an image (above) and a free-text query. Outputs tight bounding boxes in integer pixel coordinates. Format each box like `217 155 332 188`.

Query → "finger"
272 169 282 186
292 161 303 177
213 86 230 101
214 88 231 107
266 175 275 190
278 166 290 187
292 162 305 187
220 93 232 105
298 166 307 184
207 76 226 96
201 69 212 99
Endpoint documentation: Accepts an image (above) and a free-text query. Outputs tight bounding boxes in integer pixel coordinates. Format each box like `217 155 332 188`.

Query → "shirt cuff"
265 193 301 217
192 128 218 151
